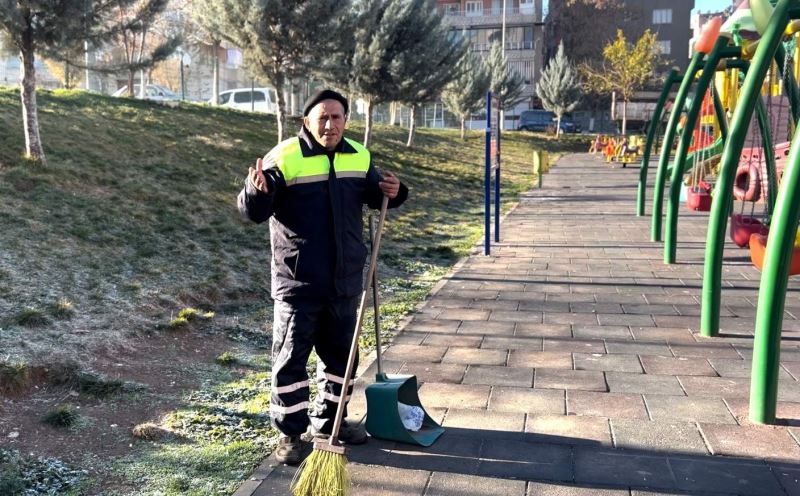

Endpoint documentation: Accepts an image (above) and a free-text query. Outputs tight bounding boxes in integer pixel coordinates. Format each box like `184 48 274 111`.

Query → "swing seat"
365 373 444 447
730 213 767 248
686 183 712 211
748 233 800 275
733 163 761 202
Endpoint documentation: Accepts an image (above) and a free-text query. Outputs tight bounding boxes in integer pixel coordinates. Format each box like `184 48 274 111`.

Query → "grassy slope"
0 87 585 493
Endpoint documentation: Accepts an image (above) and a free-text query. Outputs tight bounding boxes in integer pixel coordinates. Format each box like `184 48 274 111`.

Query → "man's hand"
247 157 268 193
379 170 400 199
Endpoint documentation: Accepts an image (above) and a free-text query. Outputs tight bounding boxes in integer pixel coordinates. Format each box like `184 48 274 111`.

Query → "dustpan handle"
369 214 383 377
329 195 389 446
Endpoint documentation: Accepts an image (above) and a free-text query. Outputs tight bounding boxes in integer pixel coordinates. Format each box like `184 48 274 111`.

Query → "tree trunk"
20 39 46 165
622 99 628 136
364 97 374 148
460 117 466 139
64 61 70 89
556 114 562 137
390 102 398 126
275 79 287 143
127 70 135 97
406 105 417 148
212 40 220 105
139 69 146 98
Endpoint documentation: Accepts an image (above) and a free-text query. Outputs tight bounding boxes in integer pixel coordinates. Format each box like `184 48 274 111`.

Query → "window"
653 8 672 24
233 91 265 104
465 1 483 16
443 3 459 14
219 92 231 104
520 0 534 15
657 40 671 55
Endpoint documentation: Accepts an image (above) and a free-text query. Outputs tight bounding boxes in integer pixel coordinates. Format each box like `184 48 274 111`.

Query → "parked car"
112 84 181 101
211 87 278 114
518 110 581 133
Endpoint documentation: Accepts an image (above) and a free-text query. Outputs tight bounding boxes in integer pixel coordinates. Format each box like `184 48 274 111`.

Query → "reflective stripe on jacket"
237 127 408 300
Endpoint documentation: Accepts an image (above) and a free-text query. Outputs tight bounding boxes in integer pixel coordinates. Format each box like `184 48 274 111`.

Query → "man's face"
304 99 346 150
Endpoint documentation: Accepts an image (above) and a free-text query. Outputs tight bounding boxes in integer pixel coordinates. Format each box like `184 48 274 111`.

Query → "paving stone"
441 408 525 437
418 383 490 410
477 439 573 481
700 423 800 462
457 320 516 336
480 336 542 351
724 397 800 426
387 432 481 473
572 325 633 340
783 361 800 381
535 368 607 391
574 353 644 373
405 319 461 334
544 312 600 325
436 308 490 321
630 327 696 343
670 342 742 359
497 291 546 301
605 341 673 356
668 457 785 496
543 338 606 353
514 322 573 337
526 482 628 495
567 391 648 419
518 300 571 312
611 419 708 455
640 355 717 376
390 331 429 345
383 344 447 363
574 448 676 490
463 365 533 387
508 350 573 369
644 395 737 424
571 303 624 314
525 414 612 447
425 472 526 496
421 334 482 348
772 463 800 496
597 313 656 327
349 465 428 496
490 310 543 323
709 358 796 380
428 298 472 308
489 386 565 415
678 376 751 398
622 304 679 316
469 299 520 310
441 347 507 366
397 362 467 384
606 371 685 395
480 281 527 292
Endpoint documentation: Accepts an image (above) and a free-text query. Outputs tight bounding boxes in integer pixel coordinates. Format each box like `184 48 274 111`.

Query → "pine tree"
194 0 345 142
325 0 466 148
442 53 491 139
486 41 526 112
536 42 581 137
0 1 110 164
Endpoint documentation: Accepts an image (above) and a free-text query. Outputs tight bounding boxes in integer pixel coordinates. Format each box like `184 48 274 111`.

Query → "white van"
212 87 278 114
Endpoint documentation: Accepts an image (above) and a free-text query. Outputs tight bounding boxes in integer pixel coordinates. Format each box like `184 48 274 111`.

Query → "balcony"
471 41 534 51
440 6 537 28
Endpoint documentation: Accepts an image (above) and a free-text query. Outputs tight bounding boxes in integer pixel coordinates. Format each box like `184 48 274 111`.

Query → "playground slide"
668 136 724 176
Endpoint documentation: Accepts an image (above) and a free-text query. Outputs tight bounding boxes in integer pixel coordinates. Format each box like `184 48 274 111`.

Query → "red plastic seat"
730 213 767 248
686 183 712 211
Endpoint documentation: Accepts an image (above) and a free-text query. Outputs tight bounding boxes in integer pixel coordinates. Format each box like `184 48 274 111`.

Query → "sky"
694 0 737 13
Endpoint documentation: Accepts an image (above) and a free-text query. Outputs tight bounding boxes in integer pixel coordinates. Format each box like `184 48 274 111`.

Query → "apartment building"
436 0 545 125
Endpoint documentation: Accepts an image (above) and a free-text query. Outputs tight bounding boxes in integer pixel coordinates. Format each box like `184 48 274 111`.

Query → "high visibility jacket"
237 127 408 300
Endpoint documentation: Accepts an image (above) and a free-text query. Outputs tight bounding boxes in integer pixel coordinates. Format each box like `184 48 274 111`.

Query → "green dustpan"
363 215 445 447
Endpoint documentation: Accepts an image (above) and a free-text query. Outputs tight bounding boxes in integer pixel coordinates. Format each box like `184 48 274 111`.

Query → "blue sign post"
484 92 492 256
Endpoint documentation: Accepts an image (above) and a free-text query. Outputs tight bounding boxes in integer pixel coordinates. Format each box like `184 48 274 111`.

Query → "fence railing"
440 6 536 17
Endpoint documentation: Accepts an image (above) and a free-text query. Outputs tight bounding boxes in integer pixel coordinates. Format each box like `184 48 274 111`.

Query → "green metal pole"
638 69 682 217
701 0 794 338
665 38 729 264
750 117 800 425
755 94 778 216
652 52 704 242
711 71 730 140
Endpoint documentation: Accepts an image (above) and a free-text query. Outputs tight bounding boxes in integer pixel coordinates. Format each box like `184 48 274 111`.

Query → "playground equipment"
695 0 800 425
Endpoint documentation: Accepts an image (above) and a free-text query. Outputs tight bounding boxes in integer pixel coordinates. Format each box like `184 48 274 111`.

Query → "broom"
291 195 390 496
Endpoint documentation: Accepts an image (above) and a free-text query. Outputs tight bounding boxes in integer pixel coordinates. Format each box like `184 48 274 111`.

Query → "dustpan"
364 215 445 447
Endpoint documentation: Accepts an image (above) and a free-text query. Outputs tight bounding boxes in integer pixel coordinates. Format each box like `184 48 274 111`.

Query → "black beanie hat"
303 89 349 117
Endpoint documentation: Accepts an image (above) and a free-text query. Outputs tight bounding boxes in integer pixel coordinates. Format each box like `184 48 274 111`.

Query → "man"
238 89 408 465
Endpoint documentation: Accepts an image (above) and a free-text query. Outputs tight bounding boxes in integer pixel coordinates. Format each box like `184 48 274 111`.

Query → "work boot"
274 435 302 465
310 420 368 445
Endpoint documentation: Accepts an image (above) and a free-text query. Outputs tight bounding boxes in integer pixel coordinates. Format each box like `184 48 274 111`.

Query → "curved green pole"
712 75 730 139
652 52 705 241
701 0 793 338
638 69 682 217
776 44 800 123
755 92 778 216
665 38 730 264
750 120 800 425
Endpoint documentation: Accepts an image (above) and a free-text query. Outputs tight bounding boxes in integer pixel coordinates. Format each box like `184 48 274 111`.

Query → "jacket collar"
298 125 357 157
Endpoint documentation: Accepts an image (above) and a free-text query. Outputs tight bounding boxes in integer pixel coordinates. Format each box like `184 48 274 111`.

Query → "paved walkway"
240 153 800 496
